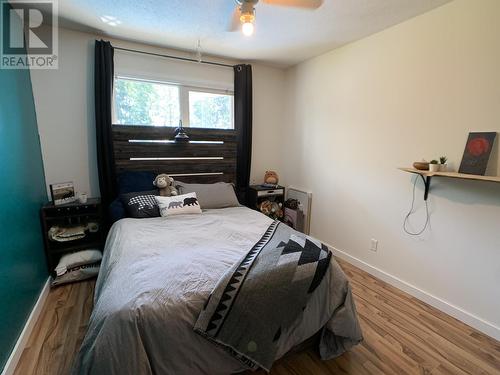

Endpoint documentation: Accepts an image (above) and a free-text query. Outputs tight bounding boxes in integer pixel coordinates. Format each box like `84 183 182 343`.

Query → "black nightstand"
40 198 105 273
248 185 285 220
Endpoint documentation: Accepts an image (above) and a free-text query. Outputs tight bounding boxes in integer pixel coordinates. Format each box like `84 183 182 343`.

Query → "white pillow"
54 249 102 276
155 192 202 217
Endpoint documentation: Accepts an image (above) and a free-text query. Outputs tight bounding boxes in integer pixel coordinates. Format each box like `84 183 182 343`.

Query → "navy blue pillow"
109 198 126 223
118 171 156 194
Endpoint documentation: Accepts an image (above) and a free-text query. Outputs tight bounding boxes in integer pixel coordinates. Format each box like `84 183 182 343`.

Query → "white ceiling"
53 0 451 67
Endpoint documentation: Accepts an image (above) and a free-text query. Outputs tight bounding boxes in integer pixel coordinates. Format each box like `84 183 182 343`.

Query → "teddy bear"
259 200 283 220
264 170 279 185
153 174 179 197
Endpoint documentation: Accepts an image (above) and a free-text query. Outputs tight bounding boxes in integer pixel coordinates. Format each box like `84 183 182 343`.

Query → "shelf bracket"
419 174 432 201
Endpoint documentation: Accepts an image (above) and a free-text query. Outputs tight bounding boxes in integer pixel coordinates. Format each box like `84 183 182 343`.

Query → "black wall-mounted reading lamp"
174 120 190 143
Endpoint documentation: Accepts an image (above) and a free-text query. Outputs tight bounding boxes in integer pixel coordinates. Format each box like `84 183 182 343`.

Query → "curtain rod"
113 46 234 69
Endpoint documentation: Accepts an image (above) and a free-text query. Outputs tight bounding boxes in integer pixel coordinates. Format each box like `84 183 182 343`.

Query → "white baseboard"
1 278 51 375
330 246 500 342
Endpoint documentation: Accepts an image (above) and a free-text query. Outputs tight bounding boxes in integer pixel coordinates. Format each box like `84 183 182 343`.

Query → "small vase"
429 164 440 172
439 164 447 172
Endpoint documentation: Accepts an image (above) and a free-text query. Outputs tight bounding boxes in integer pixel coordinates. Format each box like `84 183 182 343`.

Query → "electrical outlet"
370 239 378 252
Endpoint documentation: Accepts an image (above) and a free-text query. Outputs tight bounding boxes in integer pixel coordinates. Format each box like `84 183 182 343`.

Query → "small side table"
248 185 285 220
40 198 104 273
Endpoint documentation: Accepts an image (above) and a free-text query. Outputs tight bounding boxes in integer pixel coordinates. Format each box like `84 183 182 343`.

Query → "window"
114 78 180 126
114 77 233 129
189 91 233 129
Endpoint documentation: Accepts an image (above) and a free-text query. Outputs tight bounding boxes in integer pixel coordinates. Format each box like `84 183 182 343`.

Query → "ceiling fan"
229 0 324 36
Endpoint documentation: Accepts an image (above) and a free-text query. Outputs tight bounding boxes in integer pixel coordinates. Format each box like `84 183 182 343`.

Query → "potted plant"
429 159 440 172
439 156 448 172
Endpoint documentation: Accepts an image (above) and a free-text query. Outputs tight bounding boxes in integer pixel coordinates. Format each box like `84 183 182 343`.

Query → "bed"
72 125 362 374
72 206 362 374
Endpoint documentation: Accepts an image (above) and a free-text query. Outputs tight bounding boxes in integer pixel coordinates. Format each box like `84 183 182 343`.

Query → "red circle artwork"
466 137 490 157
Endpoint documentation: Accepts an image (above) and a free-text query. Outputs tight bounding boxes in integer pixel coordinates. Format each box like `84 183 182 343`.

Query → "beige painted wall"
284 0 500 337
30 0 500 338
30 27 286 198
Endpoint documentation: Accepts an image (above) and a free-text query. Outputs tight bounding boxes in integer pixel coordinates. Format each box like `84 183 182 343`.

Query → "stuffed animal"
264 170 279 185
259 200 283 220
284 198 300 210
260 200 273 216
153 174 178 197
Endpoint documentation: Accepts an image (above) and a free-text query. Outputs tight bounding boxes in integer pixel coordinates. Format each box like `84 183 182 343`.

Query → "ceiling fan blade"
227 7 241 32
262 0 323 9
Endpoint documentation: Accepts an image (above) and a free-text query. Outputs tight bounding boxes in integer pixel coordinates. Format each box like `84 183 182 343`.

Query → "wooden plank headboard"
112 125 237 184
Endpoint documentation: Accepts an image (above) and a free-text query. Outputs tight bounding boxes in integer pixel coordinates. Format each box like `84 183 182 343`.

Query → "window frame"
113 75 234 129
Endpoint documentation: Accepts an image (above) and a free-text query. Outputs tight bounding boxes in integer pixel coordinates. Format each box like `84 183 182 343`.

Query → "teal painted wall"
0 58 48 371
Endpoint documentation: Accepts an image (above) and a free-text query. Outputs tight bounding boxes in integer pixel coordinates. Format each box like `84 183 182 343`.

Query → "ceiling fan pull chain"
196 38 202 63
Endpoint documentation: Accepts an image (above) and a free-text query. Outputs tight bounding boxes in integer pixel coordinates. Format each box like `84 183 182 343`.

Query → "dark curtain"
234 64 253 205
95 40 117 212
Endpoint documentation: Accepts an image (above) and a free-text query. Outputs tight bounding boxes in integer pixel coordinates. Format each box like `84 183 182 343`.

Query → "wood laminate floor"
14 259 500 375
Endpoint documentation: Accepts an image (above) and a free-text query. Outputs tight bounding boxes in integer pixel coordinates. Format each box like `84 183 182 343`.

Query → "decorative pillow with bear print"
155 192 202 217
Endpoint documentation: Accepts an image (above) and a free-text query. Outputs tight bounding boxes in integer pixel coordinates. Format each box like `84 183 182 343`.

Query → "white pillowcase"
155 192 202 217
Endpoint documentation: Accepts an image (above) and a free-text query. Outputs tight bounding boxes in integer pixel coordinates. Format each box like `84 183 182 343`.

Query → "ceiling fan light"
242 21 254 36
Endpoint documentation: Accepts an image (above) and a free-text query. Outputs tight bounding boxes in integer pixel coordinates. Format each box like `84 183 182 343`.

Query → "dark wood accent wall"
112 125 237 184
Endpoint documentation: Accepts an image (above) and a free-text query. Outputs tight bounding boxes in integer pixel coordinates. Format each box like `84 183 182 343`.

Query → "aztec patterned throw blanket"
195 221 334 371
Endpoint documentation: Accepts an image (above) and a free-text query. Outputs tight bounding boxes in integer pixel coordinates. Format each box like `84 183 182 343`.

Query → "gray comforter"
72 207 362 375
